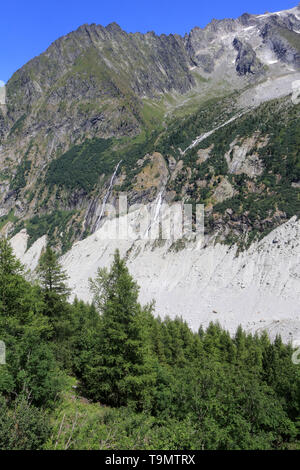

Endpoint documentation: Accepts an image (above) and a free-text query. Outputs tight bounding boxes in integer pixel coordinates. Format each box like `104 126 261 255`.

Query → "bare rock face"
225 136 265 177
261 23 300 69
233 38 264 76
212 177 235 204
133 153 169 192
0 4 300 254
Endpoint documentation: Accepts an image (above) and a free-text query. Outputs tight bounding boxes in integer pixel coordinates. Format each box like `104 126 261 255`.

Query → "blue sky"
0 0 297 82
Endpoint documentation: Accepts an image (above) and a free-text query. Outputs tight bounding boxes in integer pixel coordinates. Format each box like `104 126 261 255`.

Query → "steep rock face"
167 94 300 246
184 5 300 79
1 5 300 253
5 23 195 134
233 38 263 75
224 136 266 176
261 22 300 68
3 4 300 145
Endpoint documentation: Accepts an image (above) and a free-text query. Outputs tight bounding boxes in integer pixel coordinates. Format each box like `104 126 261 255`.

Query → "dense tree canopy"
0 241 299 450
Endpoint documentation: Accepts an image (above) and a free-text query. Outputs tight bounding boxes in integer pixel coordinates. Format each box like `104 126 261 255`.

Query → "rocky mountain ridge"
0 8 299 234
1 5 300 339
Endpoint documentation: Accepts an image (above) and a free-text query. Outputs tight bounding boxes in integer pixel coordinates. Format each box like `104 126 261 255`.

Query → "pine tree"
37 245 73 366
0 237 27 316
85 250 155 408
37 245 70 298
37 244 71 322
234 324 248 363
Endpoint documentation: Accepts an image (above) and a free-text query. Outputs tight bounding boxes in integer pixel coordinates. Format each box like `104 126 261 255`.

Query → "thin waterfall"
153 191 163 224
95 160 122 231
144 190 163 238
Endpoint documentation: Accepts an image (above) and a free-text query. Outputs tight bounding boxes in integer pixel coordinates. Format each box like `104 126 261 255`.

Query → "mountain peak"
105 22 123 33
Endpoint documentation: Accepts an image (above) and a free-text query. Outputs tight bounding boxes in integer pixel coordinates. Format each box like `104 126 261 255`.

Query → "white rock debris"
11 204 300 344
10 229 47 272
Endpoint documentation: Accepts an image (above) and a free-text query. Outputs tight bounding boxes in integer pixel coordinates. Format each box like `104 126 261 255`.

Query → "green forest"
0 238 299 450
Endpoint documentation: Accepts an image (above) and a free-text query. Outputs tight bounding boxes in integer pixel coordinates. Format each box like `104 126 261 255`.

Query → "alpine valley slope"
10 203 300 343
4 5 300 341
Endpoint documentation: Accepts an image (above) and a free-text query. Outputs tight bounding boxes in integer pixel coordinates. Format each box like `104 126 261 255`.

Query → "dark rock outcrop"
260 17 300 69
233 38 264 75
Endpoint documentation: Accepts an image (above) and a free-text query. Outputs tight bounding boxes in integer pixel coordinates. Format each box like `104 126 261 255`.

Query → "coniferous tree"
37 245 73 367
84 250 155 408
37 245 70 299
0 237 28 316
0 238 62 406
37 244 71 329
